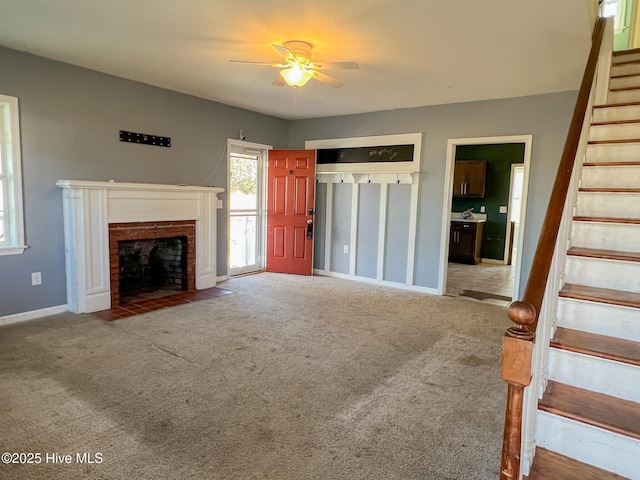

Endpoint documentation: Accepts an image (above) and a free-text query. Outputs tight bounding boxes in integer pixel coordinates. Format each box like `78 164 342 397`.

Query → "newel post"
500 301 536 480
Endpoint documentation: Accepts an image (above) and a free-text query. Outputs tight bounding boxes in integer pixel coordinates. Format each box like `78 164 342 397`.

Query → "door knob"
306 219 313 239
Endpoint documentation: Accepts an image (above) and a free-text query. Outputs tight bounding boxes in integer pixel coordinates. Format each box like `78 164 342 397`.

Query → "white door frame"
227 139 272 276
505 163 525 265
438 134 533 300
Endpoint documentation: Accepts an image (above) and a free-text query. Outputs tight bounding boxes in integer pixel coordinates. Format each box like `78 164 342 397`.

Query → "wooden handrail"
522 16 606 324
499 16 607 480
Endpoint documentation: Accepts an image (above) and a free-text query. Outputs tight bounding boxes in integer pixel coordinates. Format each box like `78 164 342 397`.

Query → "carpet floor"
0 272 510 479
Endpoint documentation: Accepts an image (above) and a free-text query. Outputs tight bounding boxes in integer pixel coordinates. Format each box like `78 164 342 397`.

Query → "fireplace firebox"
109 221 196 306
118 236 187 302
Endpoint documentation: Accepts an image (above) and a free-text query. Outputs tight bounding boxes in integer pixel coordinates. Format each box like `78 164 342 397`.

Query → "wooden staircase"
525 48 640 480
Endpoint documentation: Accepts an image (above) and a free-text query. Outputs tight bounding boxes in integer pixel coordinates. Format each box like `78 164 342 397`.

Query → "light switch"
499 206 508 214
480 206 486 213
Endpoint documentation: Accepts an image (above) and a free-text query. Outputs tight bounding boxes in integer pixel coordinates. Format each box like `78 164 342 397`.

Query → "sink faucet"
461 208 474 219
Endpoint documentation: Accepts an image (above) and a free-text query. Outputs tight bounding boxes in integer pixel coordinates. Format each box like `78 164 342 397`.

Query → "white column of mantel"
57 180 225 313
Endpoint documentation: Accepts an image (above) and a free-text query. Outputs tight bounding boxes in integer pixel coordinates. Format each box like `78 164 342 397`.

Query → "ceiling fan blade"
272 44 294 59
272 74 286 87
229 60 287 67
312 61 359 70
312 71 344 88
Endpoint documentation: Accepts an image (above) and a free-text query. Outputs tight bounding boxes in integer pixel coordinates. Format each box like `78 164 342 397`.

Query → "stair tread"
551 327 640 367
588 138 640 145
609 72 640 80
591 119 640 126
540 381 640 441
525 448 630 480
579 187 640 193
594 101 640 108
613 47 640 57
567 246 640 262
612 59 640 67
560 283 640 308
610 86 640 92
583 161 640 166
574 216 640 225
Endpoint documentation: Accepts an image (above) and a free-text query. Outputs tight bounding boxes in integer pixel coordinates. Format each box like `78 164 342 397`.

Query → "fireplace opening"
118 236 187 303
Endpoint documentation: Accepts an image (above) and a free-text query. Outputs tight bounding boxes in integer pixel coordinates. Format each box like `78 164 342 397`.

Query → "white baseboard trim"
0 304 68 327
216 275 229 282
314 269 439 295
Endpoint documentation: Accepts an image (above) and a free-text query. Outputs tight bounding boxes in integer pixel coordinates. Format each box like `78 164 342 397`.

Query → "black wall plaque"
119 130 171 147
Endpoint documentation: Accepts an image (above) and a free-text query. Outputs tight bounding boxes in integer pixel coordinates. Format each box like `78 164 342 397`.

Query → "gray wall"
329 184 352 274
356 184 380 279
313 183 327 270
0 46 288 317
0 44 578 317
289 92 577 293
384 184 411 283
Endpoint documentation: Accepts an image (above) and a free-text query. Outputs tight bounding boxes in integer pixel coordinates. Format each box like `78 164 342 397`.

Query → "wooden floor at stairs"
539 381 640 441
525 448 629 480
550 327 640 367
560 283 640 309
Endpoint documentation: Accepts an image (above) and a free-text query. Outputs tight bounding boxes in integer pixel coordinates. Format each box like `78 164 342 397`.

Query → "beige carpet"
0 273 510 479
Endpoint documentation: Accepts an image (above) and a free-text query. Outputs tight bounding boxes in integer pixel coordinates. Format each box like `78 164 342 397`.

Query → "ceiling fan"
230 40 359 88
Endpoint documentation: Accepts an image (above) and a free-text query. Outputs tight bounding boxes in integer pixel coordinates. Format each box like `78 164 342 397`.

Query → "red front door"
266 149 316 275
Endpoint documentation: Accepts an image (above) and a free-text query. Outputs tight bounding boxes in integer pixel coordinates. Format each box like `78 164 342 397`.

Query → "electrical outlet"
480 205 486 213
343 245 349 254
499 206 508 214
31 272 42 285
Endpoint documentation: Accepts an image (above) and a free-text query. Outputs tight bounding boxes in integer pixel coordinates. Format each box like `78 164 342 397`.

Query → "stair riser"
576 191 640 218
565 256 640 293
612 62 640 77
548 349 640 402
571 221 640 253
592 104 640 123
535 411 640 479
608 89 640 104
589 123 640 142
581 165 640 188
557 298 640 342
614 52 640 64
586 142 640 162
609 74 640 90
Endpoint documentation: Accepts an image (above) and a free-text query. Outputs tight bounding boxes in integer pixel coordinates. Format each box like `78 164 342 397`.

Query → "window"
602 0 627 33
307 133 422 174
0 94 26 255
227 140 268 276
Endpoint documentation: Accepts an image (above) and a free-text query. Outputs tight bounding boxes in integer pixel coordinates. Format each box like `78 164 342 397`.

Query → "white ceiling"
0 0 594 120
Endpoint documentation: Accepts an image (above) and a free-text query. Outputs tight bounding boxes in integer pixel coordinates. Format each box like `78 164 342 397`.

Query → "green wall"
452 143 525 261
613 0 633 51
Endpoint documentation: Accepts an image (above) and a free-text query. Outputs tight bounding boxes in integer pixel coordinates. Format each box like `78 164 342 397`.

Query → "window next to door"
228 140 268 276
0 94 26 255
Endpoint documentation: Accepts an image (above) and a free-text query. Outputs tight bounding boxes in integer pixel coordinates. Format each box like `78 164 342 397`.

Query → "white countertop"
450 212 487 223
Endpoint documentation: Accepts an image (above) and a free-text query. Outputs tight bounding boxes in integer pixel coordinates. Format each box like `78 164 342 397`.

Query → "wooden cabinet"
449 221 484 264
453 160 486 198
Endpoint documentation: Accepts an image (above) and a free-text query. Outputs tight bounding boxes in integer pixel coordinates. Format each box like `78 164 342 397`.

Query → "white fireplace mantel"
57 180 224 313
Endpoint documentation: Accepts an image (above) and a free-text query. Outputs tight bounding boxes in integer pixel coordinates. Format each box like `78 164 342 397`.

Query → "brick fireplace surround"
57 180 224 313
109 221 196 306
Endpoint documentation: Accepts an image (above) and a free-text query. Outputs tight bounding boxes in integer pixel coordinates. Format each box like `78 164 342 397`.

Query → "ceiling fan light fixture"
280 63 314 87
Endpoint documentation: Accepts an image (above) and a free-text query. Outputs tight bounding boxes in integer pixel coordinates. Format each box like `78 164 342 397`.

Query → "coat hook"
368 174 371 184
396 174 400 184
340 174 344 183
